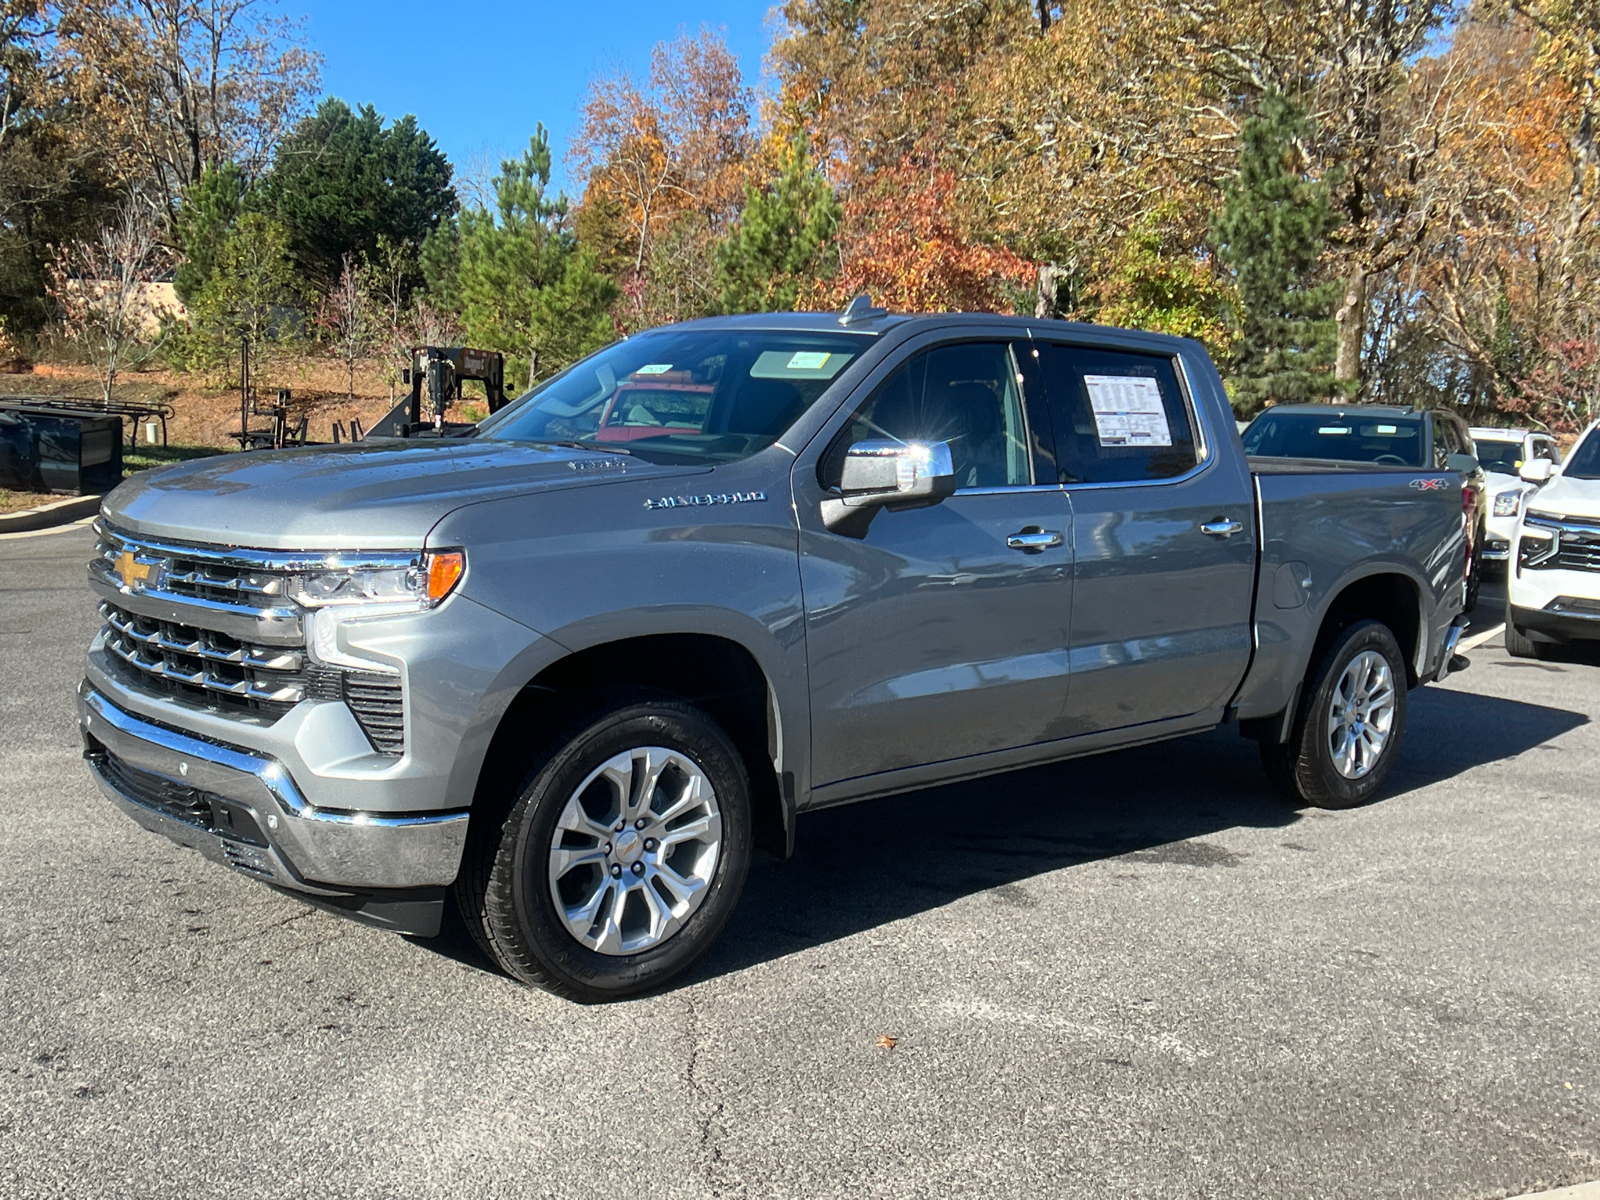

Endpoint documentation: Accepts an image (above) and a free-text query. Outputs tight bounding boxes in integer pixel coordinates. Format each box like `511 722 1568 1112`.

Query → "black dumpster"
0 404 123 495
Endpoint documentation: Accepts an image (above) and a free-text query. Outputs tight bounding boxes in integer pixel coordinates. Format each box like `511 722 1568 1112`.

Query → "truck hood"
1527 473 1600 522
103 440 692 549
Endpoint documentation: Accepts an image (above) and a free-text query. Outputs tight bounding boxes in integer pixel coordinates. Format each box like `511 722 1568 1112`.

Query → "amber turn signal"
423 550 465 604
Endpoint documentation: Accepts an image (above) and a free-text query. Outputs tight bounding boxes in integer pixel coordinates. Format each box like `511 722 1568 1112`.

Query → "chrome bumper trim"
79 683 468 889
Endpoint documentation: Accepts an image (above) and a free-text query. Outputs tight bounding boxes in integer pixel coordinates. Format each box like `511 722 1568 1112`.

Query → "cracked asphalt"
3 522 1599 1200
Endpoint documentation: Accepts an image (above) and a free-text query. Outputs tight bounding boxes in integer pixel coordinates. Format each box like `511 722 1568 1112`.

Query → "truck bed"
1232 458 1467 725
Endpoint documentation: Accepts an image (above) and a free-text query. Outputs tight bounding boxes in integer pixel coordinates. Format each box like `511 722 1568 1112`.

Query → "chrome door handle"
1200 518 1245 538
1006 529 1064 551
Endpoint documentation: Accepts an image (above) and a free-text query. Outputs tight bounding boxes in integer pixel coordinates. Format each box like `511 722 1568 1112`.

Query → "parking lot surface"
2 522 1597 1200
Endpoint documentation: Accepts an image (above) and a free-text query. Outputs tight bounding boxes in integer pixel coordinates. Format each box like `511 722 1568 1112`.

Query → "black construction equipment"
0 394 171 447
0 400 124 495
366 347 509 439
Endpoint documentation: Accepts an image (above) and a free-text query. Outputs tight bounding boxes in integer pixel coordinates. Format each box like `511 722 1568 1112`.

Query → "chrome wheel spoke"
1327 650 1395 780
547 744 722 956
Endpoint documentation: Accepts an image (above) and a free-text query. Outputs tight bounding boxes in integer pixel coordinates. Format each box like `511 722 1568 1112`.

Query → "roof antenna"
839 294 888 326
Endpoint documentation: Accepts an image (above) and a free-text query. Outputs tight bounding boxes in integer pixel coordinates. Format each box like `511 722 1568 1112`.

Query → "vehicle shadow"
411 687 1587 989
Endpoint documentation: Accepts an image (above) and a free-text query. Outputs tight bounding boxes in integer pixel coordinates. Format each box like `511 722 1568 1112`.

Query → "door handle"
1006 528 1064 552
1200 518 1245 538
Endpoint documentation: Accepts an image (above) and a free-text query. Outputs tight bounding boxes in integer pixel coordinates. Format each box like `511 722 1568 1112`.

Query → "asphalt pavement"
2 523 1597 1200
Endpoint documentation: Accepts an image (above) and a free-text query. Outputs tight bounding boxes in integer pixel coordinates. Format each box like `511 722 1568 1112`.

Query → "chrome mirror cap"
822 440 957 535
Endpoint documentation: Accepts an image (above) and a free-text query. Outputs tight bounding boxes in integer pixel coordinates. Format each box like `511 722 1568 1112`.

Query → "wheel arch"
468 628 796 859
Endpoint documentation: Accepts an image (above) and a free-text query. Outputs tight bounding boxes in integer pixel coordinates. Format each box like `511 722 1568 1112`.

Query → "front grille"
91 525 407 753
94 524 296 610
1521 516 1600 573
344 673 405 755
100 601 311 715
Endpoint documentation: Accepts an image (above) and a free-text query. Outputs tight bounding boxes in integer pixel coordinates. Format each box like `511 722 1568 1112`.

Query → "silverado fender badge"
566 458 629 472
1409 477 1449 491
644 491 767 510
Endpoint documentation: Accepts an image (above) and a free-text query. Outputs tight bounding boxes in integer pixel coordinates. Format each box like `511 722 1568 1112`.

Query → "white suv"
1506 420 1600 657
1471 426 1562 569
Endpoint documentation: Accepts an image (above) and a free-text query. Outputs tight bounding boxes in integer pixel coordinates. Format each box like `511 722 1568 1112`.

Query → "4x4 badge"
1409 478 1448 491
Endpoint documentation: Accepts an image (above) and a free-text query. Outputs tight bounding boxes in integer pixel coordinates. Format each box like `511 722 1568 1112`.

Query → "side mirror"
821 440 957 535
1519 458 1554 484
1446 453 1480 476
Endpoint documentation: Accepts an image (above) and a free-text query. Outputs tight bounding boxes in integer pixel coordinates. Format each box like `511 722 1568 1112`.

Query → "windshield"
1241 412 1426 467
1473 438 1525 474
1565 427 1600 480
476 329 873 464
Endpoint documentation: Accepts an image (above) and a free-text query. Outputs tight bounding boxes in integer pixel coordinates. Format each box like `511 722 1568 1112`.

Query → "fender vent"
343 673 404 756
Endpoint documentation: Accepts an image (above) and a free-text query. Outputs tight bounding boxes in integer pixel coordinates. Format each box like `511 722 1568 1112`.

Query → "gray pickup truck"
78 309 1469 1000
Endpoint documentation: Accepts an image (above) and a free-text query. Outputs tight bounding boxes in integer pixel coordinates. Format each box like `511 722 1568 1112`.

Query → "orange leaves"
814 165 1033 315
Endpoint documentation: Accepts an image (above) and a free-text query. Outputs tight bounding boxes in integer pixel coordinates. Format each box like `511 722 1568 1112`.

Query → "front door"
1034 341 1256 735
797 339 1075 789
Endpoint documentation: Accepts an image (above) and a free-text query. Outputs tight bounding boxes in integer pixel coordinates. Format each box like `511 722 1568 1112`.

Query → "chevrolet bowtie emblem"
114 549 153 590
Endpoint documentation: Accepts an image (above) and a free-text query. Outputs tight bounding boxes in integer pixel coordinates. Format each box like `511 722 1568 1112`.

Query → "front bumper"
1508 599 1600 645
78 683 468 934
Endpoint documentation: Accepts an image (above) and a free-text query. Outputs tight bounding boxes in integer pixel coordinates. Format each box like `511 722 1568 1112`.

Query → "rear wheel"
1260 619 1409 809
454 692 753 1002
1504 605 1545 659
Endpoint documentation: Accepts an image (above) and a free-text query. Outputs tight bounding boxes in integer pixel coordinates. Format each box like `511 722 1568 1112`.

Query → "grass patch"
123 442 226 473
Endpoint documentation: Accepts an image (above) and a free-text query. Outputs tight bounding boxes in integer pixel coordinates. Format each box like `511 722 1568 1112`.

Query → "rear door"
1034 341 1256 735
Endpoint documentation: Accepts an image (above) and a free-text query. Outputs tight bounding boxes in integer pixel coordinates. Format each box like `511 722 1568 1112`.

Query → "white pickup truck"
1507 419 1600 657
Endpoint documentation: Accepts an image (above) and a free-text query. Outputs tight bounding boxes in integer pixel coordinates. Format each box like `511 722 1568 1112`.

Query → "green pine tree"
258 98 456 289
454 127 618 388
715 136 841 313
1211 92 1343 415
173 163 245 305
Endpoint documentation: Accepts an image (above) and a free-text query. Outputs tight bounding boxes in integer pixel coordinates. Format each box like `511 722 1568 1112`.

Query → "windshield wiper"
534 440 633 456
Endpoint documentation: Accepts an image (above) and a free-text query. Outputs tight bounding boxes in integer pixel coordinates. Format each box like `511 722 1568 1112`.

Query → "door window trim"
816 334 1052 495
1032 340 1217 492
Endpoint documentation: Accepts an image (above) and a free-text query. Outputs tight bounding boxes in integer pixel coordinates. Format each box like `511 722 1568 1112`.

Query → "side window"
822 341 1032 490
1036 344 1199 483
1538 439 1559 462
1431 420 1452 468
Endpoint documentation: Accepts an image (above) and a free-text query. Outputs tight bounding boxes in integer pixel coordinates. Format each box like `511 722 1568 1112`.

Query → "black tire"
1464 526 1484 614
453 691 753 1002
1259 619 1409 809
1504 606 1544 659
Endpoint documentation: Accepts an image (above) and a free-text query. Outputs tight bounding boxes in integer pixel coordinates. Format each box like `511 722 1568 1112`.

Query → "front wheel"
454 693 753 1002
1504 606 1546 659
1260 619 1409 809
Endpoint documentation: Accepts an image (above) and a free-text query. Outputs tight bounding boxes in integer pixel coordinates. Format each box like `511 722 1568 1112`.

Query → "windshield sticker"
750 349 853 380
1376 424 1398 434
635 363 673 375
1318 426 1352 435
1083 375 1172 447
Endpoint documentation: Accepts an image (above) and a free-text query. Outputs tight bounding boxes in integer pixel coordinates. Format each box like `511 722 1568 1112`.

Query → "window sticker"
1318 426 1352 435
749 349 854 379
1083 375 1172 447
636 363 673 375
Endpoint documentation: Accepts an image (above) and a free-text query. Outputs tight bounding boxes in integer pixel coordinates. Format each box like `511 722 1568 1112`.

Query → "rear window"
1242 412 1425 467
478 329 872 464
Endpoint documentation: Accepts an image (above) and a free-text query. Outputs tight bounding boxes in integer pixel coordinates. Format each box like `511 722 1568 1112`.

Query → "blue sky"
295 0 776 197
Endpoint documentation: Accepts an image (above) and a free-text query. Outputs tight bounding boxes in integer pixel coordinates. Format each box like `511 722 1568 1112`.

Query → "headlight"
1493 489 1523 517
291 550 465 610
